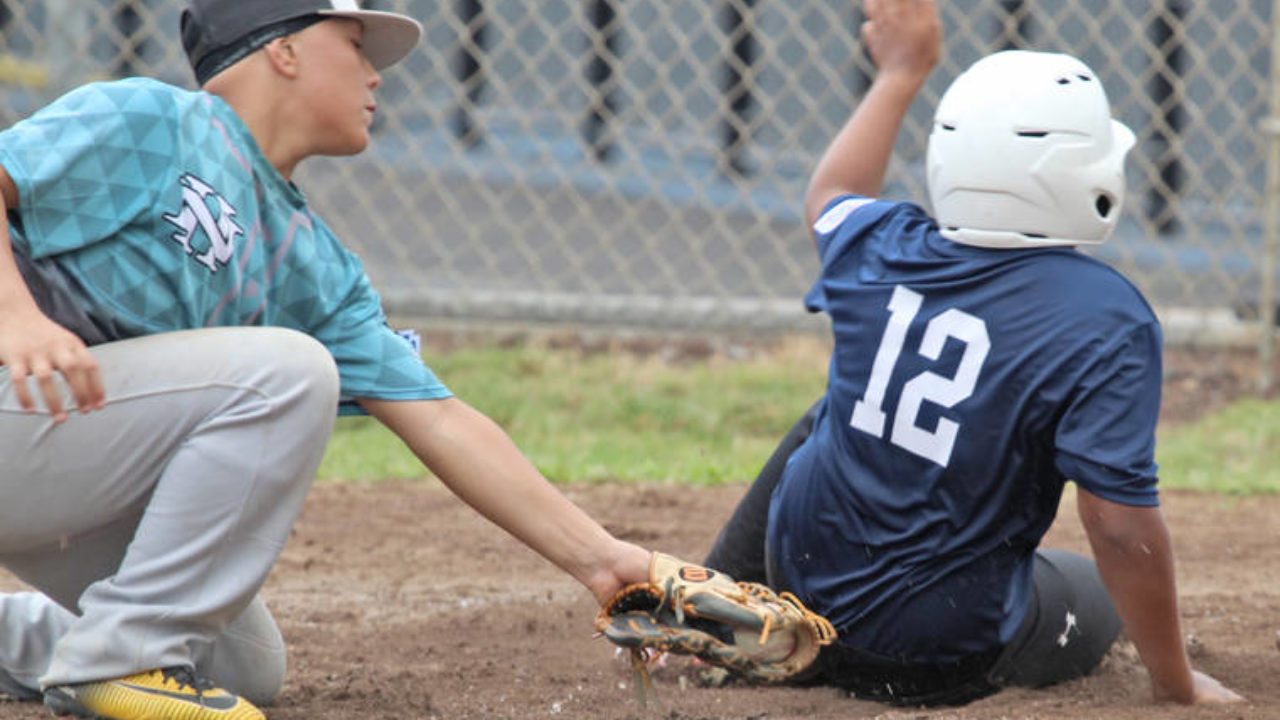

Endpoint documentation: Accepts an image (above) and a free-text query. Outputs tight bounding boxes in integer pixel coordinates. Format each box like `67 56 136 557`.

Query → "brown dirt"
1 345 1277 720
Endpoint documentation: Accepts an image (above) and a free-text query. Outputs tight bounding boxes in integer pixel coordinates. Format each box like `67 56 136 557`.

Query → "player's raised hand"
0 305 104 423
861 0 941 79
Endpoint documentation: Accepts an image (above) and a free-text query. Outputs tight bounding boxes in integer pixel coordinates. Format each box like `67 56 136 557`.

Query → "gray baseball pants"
0 327 339 704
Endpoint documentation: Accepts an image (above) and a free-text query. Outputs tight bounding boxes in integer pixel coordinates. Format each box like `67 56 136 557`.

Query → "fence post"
997 0 1031 47
583 0 620 162
452 0 489 148
111 0 145 78
720 0 758 178
1260 1 1280 394
1146 1 1187 236
850 6 871 98
44 0 92 88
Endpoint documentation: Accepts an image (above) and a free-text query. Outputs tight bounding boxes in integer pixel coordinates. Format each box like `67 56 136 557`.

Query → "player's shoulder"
22 78 215 143
811 194 933 267
51 77 192 113
1041 249 1150 300
1031 249 1158 325
813 194 924 236
0 79 203 159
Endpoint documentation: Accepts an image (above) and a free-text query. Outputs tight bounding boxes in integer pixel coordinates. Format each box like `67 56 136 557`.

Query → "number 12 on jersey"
850 285 991 467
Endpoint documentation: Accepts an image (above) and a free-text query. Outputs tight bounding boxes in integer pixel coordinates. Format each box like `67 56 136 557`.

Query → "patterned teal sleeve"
313 277 452 403
0 79 177 256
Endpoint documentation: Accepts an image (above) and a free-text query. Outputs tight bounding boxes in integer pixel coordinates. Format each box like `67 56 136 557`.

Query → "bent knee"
236 329 341 421
238 652 286 706
219 647 286 706
204 603 289 706
256 329 339 400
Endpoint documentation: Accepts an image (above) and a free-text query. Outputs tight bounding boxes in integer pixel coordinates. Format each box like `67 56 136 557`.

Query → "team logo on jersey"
162 173 245 273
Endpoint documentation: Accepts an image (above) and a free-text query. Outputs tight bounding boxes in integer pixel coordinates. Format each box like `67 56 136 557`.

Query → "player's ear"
261 36 301 79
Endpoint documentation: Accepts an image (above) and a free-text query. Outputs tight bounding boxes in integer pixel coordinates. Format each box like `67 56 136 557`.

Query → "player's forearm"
0 205 43 321
362 396 648 602
0 175 40 320
0 236 32 307
0 178 29 307
1078 491 1195 702
804 70 928 226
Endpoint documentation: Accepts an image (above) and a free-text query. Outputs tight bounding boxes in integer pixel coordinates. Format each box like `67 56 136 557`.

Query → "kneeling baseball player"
0 2 668 719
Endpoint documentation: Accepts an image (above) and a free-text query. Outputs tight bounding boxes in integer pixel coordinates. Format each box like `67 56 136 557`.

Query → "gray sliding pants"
0 327 338 704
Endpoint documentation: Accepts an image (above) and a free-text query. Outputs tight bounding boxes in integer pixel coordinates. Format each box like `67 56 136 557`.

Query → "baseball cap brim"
320 9 421 70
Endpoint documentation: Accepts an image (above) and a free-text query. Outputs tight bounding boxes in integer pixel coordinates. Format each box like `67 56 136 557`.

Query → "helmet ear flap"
927 51 1133 249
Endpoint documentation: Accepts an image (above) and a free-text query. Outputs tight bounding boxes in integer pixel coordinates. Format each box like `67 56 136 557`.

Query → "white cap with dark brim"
182 0 423 85
316 0 422 71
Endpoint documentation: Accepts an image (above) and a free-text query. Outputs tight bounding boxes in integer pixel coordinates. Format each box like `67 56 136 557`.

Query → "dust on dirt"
1 344 1277 720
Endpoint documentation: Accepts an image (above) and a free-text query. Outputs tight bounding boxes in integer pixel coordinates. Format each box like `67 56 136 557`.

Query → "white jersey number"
849 285 990 467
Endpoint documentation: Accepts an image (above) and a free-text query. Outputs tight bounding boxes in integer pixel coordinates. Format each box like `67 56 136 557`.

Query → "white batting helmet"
926 50 1136 249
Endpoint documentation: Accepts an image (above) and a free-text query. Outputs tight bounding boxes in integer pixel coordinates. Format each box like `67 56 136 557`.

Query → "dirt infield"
1 346 1277 720
275 482 1280 720
7 483 1273 720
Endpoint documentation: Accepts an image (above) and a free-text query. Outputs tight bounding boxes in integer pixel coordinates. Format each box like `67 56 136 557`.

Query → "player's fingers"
30 360 67 423
6 360 36 413
59 363 101 414
83 362 106 411
54 346 105 413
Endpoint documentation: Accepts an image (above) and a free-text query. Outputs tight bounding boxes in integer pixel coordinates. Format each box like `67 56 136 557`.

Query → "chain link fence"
0 1 1276 383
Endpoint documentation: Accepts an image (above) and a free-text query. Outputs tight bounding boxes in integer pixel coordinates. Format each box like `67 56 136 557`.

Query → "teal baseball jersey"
0 77 449 403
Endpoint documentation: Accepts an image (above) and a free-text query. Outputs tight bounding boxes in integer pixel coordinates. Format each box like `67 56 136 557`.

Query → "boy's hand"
1172 670 1244 704
861 0 942 79
0 306 104 422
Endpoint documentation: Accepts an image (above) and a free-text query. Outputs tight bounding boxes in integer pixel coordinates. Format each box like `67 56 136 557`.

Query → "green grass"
1156 397 1280 495
318 339 1280 495
318 338 830 484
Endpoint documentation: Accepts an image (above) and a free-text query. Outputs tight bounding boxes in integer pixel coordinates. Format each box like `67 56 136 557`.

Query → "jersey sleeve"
311 281 453 403
805 194 905 313
1053 321 1163 506
0 80 177 257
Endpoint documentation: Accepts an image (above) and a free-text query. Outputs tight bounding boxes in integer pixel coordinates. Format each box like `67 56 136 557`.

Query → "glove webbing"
627 647 663 711
608 577 838 708
663 579 838 649
739 583 839 646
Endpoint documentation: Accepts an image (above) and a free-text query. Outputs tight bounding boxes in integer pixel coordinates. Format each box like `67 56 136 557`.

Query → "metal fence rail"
0 0 1276 385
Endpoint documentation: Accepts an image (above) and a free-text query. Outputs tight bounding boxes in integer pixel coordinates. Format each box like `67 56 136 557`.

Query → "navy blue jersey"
768 195 1162 663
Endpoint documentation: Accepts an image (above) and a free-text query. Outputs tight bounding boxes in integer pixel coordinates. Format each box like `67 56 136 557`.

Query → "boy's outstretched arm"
1076 488 1243 704
805 0 941 227
361 396 652 604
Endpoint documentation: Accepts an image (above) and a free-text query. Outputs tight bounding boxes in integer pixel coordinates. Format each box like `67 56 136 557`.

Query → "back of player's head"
925 50 1135 249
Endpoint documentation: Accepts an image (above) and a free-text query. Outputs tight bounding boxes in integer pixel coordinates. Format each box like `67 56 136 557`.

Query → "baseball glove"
595 552 836 698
